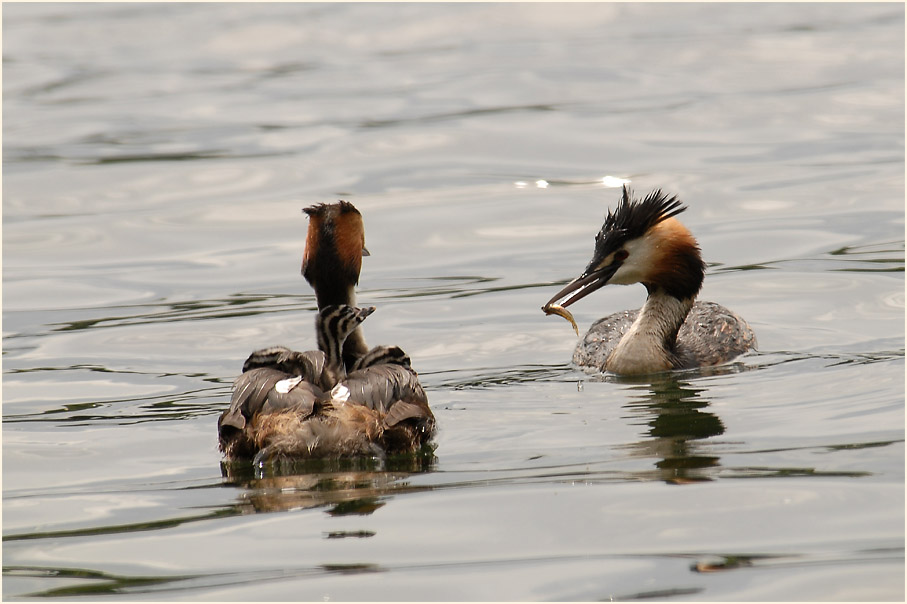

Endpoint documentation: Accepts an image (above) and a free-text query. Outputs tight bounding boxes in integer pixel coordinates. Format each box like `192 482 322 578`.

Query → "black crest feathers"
594 186 687 256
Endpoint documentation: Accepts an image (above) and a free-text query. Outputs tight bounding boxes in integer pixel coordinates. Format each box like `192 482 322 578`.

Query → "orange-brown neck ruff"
333 208 365 282
302 209 323 278
642 217 705 301
302 201 365 308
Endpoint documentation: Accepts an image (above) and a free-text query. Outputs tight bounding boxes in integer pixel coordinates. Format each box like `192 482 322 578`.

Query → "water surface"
3 3 904 600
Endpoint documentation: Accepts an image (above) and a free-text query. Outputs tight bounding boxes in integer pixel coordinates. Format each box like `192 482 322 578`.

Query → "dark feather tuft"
593 186 687 257
303 200 361 217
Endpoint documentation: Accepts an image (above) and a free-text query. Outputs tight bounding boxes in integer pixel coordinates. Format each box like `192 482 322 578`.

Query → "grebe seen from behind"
302 201 370 371
218 304 374 461
219 304 434 462
218 200 435 463
543 186 756 375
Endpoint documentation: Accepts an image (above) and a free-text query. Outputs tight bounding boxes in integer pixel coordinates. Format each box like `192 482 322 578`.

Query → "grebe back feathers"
217 304 374 460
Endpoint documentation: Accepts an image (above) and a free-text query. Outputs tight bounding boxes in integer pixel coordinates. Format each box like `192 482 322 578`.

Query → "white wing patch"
275 376 303 394
331 383 351 403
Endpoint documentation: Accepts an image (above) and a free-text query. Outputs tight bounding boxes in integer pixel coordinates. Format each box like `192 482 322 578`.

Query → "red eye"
615 250 629 262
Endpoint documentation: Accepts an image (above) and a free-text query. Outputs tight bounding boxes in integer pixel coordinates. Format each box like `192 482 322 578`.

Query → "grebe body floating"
543 186 756 375
218 201 434 463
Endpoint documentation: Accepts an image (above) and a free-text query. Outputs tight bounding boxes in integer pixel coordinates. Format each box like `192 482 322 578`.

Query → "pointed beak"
544 262 620 309
357 306 376 321
362 246 370 257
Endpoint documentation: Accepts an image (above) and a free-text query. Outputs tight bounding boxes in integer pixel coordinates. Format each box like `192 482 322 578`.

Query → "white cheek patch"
610 236 656 285
611 261 642 285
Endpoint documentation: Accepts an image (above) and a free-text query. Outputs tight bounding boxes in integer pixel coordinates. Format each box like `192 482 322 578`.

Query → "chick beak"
357 306 377 321
362 246 370 257
544 260 621 309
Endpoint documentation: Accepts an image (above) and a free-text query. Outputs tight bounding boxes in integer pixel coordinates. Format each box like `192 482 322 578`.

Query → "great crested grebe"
218 201 434 462
543 186 756 375
302 200 370 371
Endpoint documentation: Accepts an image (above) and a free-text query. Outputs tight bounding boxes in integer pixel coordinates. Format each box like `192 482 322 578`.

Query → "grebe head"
316 304 376 379
302 200 370 307
317 304 376 344
546 186 705 308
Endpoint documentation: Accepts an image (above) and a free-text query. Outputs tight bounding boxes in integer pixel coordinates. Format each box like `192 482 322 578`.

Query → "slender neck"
343 329 369 369
606 288 694 375
316 316 348 384
314 281 354 309
314 284 368 371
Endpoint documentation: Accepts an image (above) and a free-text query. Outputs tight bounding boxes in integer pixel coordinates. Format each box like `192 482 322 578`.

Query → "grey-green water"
3 3 904 600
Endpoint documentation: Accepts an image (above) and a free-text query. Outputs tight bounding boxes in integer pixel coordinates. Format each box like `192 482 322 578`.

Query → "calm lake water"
3 3 904 601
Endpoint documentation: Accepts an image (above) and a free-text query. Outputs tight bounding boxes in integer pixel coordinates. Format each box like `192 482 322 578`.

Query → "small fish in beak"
542 302 579 336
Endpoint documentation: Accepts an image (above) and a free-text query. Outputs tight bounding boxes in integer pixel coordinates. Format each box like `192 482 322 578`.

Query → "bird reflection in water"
614 372 729 484
220 455 435 516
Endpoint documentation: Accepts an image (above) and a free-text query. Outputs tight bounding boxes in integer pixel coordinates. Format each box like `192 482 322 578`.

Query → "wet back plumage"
218 304 435 463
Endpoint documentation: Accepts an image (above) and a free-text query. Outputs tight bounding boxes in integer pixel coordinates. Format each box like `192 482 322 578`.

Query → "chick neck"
316 312 354 386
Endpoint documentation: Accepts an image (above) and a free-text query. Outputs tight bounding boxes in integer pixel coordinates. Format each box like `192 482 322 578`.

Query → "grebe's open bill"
543 262 620 310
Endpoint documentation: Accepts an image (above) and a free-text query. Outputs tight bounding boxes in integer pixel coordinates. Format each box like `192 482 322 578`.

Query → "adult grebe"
302 200 370 371
219 304 434 462
218 201 434 462
543 186 756 375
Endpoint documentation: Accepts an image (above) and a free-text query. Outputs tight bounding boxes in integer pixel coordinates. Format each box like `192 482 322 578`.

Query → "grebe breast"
574 300 756 372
